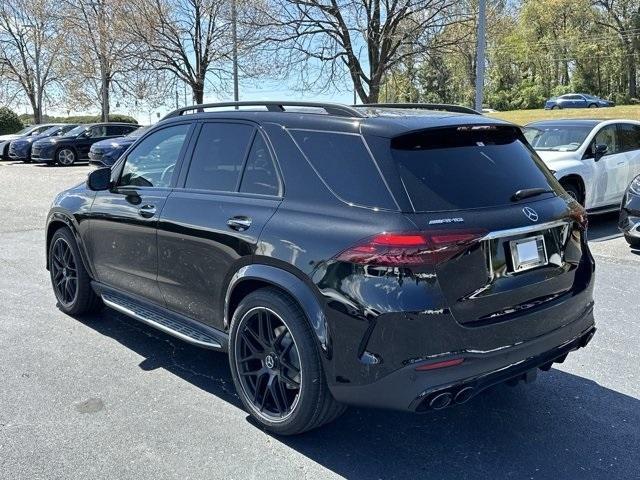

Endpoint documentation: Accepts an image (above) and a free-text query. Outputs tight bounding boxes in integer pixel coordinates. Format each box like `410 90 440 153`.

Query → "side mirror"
594 143 608 161
87 167 112 191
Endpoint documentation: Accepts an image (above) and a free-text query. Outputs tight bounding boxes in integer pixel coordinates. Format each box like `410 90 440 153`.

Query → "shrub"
0 107 24 135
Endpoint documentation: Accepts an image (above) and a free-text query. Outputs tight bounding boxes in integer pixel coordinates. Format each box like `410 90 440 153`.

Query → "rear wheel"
49 227 102 315
56 148 76 166
229 287 345 435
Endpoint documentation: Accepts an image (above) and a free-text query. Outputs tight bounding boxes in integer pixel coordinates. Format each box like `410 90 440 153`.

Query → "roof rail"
357 103 481 115
162 101 366 120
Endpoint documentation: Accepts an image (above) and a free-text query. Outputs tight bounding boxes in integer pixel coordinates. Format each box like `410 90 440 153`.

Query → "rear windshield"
390 126 557 212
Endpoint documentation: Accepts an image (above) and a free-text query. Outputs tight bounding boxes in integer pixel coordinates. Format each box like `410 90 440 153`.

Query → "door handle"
138 204 156 218
227 216 252 231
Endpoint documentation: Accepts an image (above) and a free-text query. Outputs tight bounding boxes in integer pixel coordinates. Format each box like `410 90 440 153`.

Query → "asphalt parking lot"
0 161 638 480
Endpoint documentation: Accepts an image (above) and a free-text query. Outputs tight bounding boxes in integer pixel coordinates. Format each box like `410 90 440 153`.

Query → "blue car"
544 93 614 110
8 124 79 162
88 125 147 166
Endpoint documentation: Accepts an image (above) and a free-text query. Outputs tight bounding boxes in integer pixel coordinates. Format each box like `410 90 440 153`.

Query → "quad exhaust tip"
429 392 453 410
454 386 475 404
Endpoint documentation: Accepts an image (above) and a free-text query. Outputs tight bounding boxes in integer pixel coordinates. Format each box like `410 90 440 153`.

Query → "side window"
618 124 640 152
239 133 281 196
184 123 254 192
119 124 190 188
87 126 107 138
107 125 133 136
594 125 619 155
290 130 396 210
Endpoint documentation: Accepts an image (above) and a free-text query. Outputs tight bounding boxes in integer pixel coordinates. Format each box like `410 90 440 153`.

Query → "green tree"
0 106 23 134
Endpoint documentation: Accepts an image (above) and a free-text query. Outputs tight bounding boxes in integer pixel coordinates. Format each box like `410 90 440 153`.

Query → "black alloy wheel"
229 287 346 435
48 227 103 315
51 236 78 307
235 306 302 421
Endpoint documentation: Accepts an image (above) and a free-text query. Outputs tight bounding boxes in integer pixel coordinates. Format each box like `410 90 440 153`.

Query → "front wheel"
588 103 598 108
56 148 76 166
624 234 640 249
561 182 583 205
229 287 345 435
49 227 102 315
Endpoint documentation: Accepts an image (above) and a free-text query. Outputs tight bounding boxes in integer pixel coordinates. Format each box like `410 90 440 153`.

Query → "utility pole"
475 0 486 112
231 0 239 102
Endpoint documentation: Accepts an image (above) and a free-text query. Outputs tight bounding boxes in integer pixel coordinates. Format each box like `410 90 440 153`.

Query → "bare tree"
61 0 137 120
124 0 234 104
0 0 63 123
253 0 463 103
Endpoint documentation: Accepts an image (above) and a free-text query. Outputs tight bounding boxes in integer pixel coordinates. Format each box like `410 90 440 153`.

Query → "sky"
44 78 358 125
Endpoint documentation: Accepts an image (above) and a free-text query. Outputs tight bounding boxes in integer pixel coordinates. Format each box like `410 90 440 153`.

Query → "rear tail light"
335 229 487 267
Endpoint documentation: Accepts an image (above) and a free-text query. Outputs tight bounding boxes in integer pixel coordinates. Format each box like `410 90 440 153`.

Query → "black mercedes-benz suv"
46 101 596 435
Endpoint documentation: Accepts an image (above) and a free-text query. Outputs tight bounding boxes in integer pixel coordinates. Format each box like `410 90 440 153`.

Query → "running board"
100 290 226 350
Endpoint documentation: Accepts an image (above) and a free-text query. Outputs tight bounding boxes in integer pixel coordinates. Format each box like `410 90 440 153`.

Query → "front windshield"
16 126 36 135
65 125 89 137
524 125 592 152
126 125 149 138
40 125 63 137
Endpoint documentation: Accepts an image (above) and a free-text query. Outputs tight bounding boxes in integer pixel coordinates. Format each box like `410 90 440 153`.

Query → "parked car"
32 123 139 166
8 124 79 162
619 174 640 248
46 101 595 435
544 94 614 110
524 119 640 212
0 124 58 160
89 125 147 167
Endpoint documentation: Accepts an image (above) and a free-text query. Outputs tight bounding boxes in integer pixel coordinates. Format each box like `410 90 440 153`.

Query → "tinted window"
119 124 189 188
239 133 280 196
185 123 254 192
618 124 640 152
87 125 107 138
593 125 619 155
107 125 136 136
390 126 557 212
290 130 396 209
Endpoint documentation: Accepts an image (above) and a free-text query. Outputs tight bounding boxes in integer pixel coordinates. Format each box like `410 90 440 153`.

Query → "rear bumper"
330 299 595 412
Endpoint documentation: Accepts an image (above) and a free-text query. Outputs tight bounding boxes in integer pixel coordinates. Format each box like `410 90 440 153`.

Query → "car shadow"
586 211 621 242
76 309 639 479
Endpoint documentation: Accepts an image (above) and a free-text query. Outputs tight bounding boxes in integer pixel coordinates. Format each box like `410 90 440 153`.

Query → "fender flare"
224 264 329 352
46 211 95 278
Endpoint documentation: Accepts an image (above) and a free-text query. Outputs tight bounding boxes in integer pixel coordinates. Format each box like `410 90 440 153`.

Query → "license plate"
509 235 547 272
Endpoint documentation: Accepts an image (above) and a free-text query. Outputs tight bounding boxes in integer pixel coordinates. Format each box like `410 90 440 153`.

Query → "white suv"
525 119 640 212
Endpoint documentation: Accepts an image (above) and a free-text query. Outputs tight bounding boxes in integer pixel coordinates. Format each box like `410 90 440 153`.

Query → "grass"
486 105 640 126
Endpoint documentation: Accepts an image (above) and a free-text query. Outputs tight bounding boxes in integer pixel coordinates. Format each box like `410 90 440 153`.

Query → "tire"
56 147 76 166
551 105 560 110
561 182 583 205
229 287 345 435
624 234 640 249
588 103 598 108
48 227 102 315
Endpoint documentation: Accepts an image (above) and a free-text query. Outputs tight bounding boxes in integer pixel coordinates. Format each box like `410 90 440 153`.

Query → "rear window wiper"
511 187 554 202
